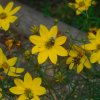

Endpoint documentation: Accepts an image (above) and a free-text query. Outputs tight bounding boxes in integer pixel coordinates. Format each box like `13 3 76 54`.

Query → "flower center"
45 37 55 49
97 44 100 50
0 12 7 19
92 30 96 35
1 63 8 69
74 57 81 65
79 1 85 7
25 89 33 99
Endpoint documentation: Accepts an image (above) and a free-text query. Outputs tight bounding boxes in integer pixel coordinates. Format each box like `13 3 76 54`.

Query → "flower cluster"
0 1 99 100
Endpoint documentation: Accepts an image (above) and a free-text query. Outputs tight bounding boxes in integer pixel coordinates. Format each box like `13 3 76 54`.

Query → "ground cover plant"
0 0 100 100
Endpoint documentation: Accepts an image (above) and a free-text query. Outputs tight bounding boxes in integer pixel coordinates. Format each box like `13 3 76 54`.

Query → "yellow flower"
68 0 92 15
0 2 21 31
9 72 46 100
29 25 68 64
0 48 24 76
66 45 91 73
82 29 100 64
0 88 2 98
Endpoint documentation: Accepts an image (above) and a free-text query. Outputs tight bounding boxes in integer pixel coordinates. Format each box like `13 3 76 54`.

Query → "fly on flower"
9 72 46 100
0 2 21 31
29 25 68 64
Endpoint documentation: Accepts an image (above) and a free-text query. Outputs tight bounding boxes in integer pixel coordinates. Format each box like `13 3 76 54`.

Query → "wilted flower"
5 38 14 50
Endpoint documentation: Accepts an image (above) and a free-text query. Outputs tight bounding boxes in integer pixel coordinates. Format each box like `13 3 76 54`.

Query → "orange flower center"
45 37 55 49
25 89 33 99
0 13 7 19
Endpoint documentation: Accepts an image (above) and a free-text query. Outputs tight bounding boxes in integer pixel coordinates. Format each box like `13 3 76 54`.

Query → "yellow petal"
66 57 73 64
0 88 2 98
81 43 97 50
55 36 67 45
38 51 48 64
83 56 91 69
1 20 10 31
9 67 24 73
98 59 100 64
72 45 84 54
56 46 68 56
33 86 46 96
0 93 2 98
0 48 5 65
9 86 25 95
90 52 98 63
0 88 2 92
49 26 58 38
39 24 49 38
5 70 20 77
32 46 45 54
0 5 3 12
69 50 78 57
68 3 75 8
24 72 32 88
76 9 82 15
8 16 17 23
17 94 27 100
29 35 44 45
14 78 25 87
32 77 42 87
31 96 40 100
9 6 21 15
69 63 74 70
7 57 17 67
75 0 83 3
32 46 39 54
5 2 14 13
77 63 83 73
96 29 100 44
49 49 57 64
88 33 96 43
97 51 100 64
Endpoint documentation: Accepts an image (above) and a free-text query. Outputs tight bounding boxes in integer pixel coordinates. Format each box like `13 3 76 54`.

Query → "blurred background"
17 0 100 32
